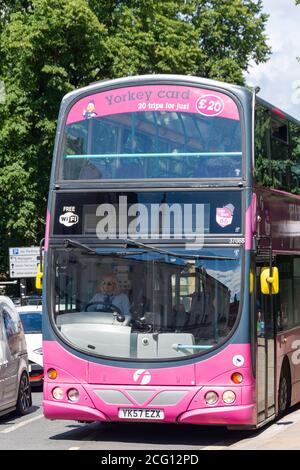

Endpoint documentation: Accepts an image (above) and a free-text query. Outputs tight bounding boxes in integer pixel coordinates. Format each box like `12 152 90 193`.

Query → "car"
12 295 42 307
24 295 42 306
11 297 21 307
16 305 43 387
0 296 32 417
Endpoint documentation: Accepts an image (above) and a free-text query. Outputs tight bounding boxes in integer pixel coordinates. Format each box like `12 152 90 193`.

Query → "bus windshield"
61 84 242 180
52 246 242 360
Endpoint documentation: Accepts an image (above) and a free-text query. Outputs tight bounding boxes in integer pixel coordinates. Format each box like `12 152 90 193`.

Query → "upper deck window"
271 118 288 144
60 85 242 181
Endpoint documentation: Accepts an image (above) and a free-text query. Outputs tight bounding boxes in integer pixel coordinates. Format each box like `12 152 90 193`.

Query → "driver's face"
101 277 116 293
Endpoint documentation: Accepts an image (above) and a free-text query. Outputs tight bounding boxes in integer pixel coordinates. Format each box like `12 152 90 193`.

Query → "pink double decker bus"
42 75 300 429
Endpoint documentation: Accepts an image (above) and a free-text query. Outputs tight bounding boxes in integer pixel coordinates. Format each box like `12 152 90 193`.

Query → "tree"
88 0 270 84
0 0 270 274
191 0 270 83
0 0 108 273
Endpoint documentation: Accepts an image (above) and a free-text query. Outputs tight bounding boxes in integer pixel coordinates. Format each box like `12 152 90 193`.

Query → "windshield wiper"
64 238 236 261
119 238 236 261
173 343 214 351
63 239 146 257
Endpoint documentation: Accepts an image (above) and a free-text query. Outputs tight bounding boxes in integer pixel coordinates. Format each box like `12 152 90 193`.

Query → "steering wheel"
84 301 125 323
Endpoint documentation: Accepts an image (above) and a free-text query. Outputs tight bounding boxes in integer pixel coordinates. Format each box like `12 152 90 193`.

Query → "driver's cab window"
55 252 79 313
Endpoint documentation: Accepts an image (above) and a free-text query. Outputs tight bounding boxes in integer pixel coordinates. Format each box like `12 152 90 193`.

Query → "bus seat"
115 161 144 179
171 304 188 329
78 160 111 179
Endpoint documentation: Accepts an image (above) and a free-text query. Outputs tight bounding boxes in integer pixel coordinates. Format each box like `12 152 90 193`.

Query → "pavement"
228 405 300 450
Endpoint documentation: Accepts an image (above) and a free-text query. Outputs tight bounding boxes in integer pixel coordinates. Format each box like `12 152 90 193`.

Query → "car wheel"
16 372 32 416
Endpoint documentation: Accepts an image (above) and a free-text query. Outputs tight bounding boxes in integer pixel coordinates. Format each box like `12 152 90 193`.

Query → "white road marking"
0 414 43 434
69 447 81 450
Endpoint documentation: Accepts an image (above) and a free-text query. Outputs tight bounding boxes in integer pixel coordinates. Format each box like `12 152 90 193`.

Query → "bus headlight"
67 389 80 402
52 387 64 400
204 391 218 405
222 390 236 404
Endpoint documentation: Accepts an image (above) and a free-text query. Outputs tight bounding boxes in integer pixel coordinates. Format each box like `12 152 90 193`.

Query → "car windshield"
52 246 242 360
61 84 242 180
19 313 42 334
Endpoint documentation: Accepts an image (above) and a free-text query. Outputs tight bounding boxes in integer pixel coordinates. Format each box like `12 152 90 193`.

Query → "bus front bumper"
178 404 256 426
44 400 109 422
44 399 255 426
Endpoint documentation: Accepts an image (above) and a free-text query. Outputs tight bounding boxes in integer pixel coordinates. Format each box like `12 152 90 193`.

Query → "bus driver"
88 274 130 321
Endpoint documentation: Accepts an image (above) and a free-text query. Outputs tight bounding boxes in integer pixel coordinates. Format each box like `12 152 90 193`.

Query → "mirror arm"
39 237 45 272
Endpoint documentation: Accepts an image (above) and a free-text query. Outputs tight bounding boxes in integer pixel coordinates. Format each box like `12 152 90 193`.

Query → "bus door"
256 259 276 423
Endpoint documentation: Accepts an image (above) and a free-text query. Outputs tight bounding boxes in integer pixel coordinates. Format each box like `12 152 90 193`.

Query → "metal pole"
20 278 27 306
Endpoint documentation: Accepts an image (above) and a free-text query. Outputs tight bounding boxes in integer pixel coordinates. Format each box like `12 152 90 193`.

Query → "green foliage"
87 0 270 83
0 0 270 274
0 0 108 272
191 0 270 83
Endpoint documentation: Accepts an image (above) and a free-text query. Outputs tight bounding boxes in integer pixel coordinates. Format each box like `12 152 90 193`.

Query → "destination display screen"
61 84 242 181
53 190 242 239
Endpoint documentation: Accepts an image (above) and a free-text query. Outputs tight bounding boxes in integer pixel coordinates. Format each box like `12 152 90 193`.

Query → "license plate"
118 408 164 420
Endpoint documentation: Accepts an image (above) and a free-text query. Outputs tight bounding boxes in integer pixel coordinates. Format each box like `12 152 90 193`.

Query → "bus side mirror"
260 267 279 295
36 262 43 290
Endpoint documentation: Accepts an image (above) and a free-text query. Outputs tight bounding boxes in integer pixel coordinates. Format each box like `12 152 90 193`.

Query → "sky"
245 0 300 120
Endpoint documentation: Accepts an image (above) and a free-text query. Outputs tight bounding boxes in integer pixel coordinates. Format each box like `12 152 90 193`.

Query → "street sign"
9 247 41 278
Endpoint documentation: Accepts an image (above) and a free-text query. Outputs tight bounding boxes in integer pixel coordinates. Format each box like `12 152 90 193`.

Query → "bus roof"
60 74 300 127
256 95 300 127
61 74 252 105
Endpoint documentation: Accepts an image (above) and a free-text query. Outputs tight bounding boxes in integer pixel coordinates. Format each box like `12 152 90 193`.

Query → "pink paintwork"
178 404 255 426
255 187 300 251
276 326 300 407
88 361 195 386
43 340 256 426
66 85 240 125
